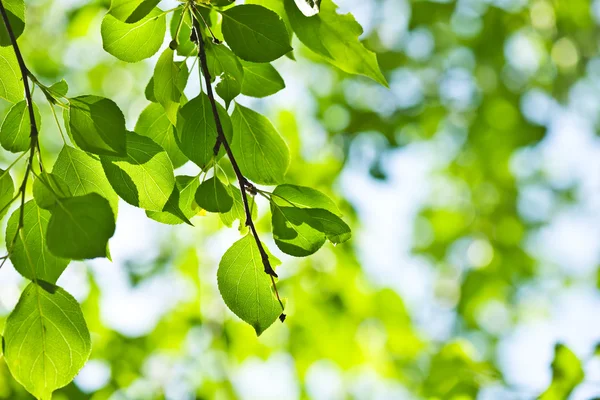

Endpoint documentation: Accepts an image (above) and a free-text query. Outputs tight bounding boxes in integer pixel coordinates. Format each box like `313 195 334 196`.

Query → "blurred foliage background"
1 0 600 399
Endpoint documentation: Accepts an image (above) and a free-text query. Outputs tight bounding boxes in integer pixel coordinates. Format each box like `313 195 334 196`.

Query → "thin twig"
190 5 285 316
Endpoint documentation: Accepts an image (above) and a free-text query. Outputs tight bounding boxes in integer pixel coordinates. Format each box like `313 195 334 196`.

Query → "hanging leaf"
195 176 233 213
240 60 285 98
135 102 188 168
147 175 201 225
0 168 14 219
2 282 91 400
68 95 127 157
153 47 189 125
220 5 292 62
230 103 290 185
108 0 160 23
284 0 387 86
32 172 72 210
206 42 244 108
100 132 176 211
5 201 70 283
0 0 25 47
0 46 22 103
101 7 166 62
217 235 283 335
270 184 350 255
0 100 41 153
52 145 119 218
176 94 233 170
46 193 116 260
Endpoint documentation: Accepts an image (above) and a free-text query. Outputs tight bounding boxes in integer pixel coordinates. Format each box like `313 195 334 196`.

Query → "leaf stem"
190 4 285 316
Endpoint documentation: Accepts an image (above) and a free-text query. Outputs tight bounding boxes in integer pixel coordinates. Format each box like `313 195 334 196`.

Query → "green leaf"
0 100 41 153
135 102 188 168
5 201 70 283
220 185 257 234
32 172 72 210
46 193 116 259
153 47 189 125
245 0 293 47
540 344 585 400
108 0 160 23
195 176 233 213
100 132 176 211
176 94 233 170
240 60 285 98
147 175 201 225
272 184 341 215
0 0 25 47
68 95 127 157
2 282 91 400
0 46 22 103
52 146 119 218
101 7 166 63
220 5 292 62
271 184 350 245
271 205 326 256
230 103 290 185
0 169 14 219
206 42 244 108
305 208 351 244
145 76 157 102
284 0 387 86
217 235 283 335
48 79 69 98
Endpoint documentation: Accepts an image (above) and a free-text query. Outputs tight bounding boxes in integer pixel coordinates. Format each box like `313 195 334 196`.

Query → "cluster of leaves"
0 0 387 398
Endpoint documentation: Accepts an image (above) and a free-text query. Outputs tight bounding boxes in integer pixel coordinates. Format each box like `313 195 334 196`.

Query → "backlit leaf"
0 100 41 153
284 0 387 86
5 201 70 283
220 5 292 62
46 193 116 260
2 282 91 400
68 95 127 157
217 235 283 335
135 102 188 168
230 103 289 185
101 7 166 62
100 132 176 211
176 94 232 170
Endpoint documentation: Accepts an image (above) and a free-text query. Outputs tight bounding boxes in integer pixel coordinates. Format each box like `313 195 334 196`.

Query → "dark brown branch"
0 0 39 229
191 6 285 315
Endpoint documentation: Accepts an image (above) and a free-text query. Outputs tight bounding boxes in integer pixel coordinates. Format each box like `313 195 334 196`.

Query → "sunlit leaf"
68 95 127 157
46 193 115 260
2 282 91 400
5 201 70 283
101 7 165 62
135 102 188 168
100 132 176 211
217 235 283 335
284 0 387 86
0 0 24 47
0 100 41 153
230 103 289 185
220 5 292 62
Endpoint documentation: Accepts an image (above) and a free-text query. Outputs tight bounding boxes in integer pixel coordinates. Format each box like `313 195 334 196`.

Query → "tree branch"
191 6 285 316
0 0 39 230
